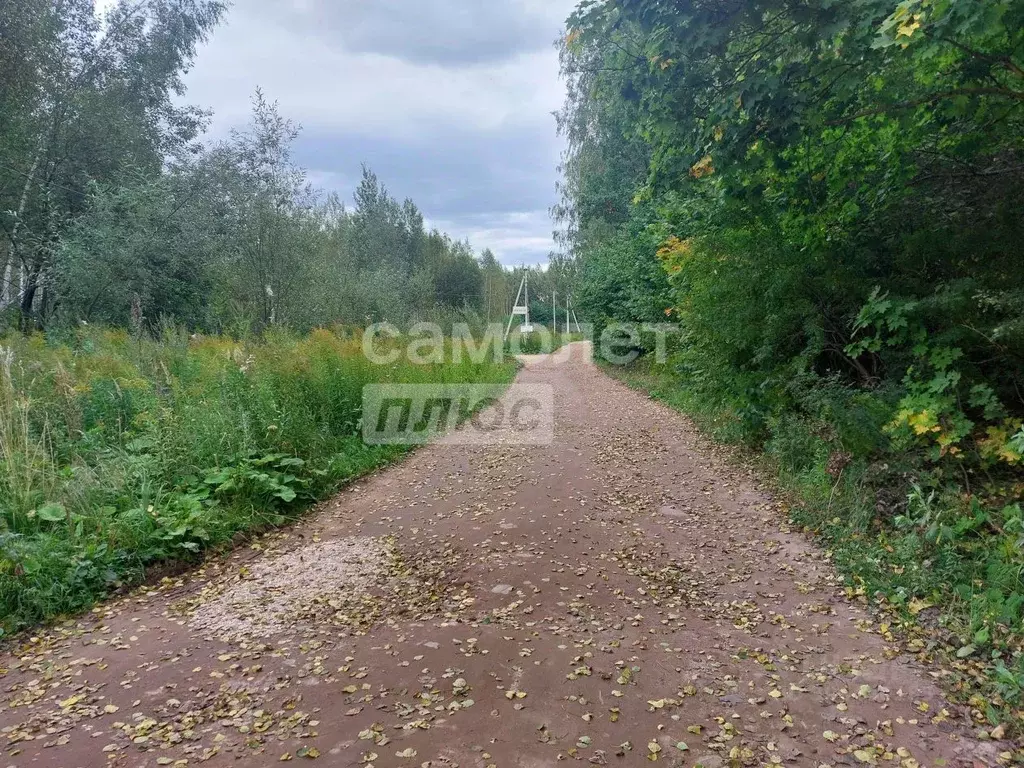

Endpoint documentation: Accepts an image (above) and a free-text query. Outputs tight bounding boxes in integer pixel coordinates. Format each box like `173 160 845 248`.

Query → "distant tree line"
0 0 577 335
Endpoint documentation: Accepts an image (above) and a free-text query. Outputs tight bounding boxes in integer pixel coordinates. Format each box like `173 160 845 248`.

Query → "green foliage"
576 204 673 345
0 327 516 632
0 0 227 328
44 99 506 333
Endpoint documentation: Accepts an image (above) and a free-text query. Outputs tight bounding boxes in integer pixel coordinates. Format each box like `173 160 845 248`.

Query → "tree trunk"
1 246 10 308
1 150 41 311
19 261 40 332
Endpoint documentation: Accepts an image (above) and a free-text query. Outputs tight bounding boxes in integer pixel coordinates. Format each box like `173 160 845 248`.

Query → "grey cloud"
440 210 556 266
293 120 559 263
267 0 565 66
293 119 559 218
183 0 577 265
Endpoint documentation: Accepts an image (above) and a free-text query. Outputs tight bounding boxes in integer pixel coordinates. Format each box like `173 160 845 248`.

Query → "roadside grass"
602 355 1024 741
0 327 517 634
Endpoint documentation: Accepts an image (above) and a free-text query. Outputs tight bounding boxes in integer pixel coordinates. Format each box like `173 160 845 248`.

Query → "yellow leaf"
59 694 85 709
908 598 932 616
907 410 937 436
897 17 921 38
690 155 715 179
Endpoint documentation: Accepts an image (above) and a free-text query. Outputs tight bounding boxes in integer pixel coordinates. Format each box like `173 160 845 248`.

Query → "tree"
206 90 312 328
433 240 483 309
351 166 407 272
57 172 216 327
559 0 1024 471
479 248 509 322
0 0 226 329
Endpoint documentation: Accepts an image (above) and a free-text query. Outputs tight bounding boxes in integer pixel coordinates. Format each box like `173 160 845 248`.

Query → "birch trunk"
1 151 42 310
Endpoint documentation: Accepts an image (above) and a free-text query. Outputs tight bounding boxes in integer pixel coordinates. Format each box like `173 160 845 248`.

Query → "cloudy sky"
177 0 578 266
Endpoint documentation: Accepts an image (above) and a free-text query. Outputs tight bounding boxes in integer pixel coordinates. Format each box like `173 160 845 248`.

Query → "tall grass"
0 327 516 633
0 349 58 533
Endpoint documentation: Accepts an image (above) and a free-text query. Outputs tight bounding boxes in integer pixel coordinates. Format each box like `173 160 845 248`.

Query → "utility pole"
524 270 529 326
505 272 532 341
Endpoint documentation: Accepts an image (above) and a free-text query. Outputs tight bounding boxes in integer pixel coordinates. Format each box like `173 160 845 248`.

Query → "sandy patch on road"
188 536 390 639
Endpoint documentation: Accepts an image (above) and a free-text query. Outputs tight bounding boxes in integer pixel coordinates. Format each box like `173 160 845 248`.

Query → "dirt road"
0 344 991 767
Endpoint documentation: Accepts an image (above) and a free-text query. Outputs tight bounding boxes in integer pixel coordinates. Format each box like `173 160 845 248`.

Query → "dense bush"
0 327 516 632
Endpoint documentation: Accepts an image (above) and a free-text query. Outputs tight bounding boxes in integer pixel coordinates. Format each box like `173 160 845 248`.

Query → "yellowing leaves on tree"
690 154 715 179
897 14 922 37
978 421 1024 465
657 236 694 275
906 409 940 436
